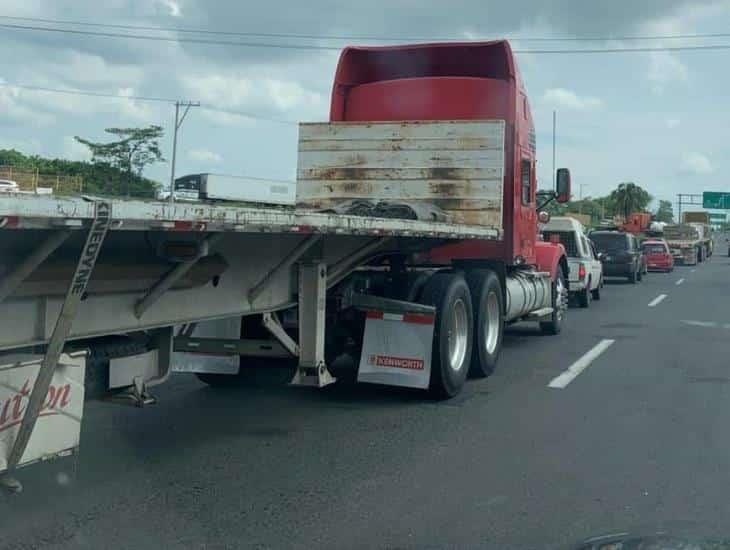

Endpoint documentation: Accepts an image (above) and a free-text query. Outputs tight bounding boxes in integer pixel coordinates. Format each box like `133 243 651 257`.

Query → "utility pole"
169 100 200 205
552 110 556 189
579 183 589 214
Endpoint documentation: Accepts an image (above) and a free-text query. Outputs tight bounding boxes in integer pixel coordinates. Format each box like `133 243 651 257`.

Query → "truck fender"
534 242 568 283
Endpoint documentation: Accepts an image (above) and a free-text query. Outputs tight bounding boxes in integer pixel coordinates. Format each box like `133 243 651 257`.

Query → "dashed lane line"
675 278 685 286
648 294 667 307
548 339 615 389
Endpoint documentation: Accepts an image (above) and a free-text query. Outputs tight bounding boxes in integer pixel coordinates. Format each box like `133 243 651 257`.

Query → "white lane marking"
681 319 718 328
675 278 685 286
548 339 615 389
648 294 667 307
691 269 696 273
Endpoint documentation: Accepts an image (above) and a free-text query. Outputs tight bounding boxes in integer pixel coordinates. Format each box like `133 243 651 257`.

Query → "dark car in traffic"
590 230 646 283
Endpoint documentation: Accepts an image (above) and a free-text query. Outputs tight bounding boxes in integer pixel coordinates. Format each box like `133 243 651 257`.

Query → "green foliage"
654 200 675 223
540 182 654 228
75 125 165 180
0 149 161 198
609 182 652 219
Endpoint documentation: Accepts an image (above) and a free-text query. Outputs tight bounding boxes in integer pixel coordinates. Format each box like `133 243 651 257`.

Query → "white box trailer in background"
0 120 566 490
173 173 296 205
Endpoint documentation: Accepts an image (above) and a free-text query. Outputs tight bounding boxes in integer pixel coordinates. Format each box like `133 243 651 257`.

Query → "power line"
0 81 177 103
5 22 730 54
2 14 730 43
0 81 299 125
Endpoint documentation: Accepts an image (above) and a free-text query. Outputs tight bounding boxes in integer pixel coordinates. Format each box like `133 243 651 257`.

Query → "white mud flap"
357 310 435 389
0 352 86 473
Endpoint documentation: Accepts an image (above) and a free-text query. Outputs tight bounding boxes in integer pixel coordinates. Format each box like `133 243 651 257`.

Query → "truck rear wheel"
419 272 474 398
465 270 503 378
540 269 567 335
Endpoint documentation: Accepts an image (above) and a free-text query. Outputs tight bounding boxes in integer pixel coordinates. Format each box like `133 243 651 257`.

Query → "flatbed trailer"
0 40 571 490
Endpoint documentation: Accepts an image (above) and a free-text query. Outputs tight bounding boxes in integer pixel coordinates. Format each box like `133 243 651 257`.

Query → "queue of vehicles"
0 38 716 491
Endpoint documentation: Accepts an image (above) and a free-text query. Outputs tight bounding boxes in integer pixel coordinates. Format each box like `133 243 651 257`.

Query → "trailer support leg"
290 262 335 388
0 230 72 304
1 201 111 493
134 233 224 319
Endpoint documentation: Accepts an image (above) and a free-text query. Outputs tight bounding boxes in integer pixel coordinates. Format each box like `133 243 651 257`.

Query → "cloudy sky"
1 0 729 211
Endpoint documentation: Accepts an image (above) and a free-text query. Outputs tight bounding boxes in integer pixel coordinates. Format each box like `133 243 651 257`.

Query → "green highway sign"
709 213 727 221
703 191 730 209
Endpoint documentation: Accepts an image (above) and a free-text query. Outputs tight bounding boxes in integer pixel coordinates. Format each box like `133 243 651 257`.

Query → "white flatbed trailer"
0 120 564 490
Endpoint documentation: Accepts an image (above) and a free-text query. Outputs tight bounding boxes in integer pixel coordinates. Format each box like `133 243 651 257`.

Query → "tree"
75 126 165 195
609 182 652 220
654 200 675 223
0 148 160 198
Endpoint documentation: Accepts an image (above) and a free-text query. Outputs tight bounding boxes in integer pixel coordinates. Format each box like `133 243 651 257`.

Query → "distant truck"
664 223 711 264
682 211 710 224
171 173 297 205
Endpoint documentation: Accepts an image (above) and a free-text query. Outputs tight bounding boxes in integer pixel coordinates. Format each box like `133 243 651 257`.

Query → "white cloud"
159 0 182 17
188 149 222 163
0 85 54 126
62 136 91 161
648 51 688 94
666 118 681 129
680 152 713 175
542 88 603 111
182 74 326 116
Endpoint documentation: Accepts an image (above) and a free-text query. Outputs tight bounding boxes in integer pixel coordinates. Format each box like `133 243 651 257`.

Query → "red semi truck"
0 40 570 487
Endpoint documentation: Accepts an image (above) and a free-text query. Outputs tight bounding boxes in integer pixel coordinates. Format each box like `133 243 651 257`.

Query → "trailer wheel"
540 269 567 336
465 270 503 378
419 272 473 398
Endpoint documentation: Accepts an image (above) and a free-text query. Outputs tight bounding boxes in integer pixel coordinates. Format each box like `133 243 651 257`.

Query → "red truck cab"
329 41 568 276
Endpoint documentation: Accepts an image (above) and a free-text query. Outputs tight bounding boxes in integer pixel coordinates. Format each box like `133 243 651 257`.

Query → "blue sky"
1 0 728 213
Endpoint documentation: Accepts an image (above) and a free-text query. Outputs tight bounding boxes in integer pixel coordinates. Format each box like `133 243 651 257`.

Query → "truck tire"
637 266 643 282
578 286 590 308
419 272 473 398
465 270 503 378
540 269 567 336
628 269 637 284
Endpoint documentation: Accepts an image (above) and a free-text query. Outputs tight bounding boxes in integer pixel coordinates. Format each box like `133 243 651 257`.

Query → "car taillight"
579 263 586 279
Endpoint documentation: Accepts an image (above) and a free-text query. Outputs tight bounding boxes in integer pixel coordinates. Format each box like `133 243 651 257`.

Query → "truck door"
518 151 537 263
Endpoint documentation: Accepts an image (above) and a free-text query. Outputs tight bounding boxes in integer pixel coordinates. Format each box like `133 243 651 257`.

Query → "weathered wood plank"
298 167 502 181
299 120 505 141
297 180 501 201
296 120 505 229
298 149 503 170
299 137 502 152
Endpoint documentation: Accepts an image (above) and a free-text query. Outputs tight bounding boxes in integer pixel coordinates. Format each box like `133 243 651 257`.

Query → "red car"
641 239 674 272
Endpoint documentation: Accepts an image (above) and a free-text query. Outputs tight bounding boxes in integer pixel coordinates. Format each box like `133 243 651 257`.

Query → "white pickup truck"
542 217 603 308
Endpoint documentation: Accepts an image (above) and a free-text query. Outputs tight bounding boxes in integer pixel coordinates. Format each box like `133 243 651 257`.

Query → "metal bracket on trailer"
107 326 174 408
327 237 391 289
290 262 336 388
0 201 111 493
134 232 224 319
0 230 73 304
247 234 322 305
262 312 299 357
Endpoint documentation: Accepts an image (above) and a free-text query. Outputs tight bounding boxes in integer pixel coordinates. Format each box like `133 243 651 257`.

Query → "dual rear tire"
418 270 505 397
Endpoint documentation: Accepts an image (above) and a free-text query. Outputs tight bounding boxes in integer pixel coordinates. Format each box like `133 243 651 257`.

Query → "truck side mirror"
555 168 571 203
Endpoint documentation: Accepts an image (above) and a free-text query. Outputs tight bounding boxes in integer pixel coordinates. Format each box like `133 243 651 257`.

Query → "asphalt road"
3 242 730 549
